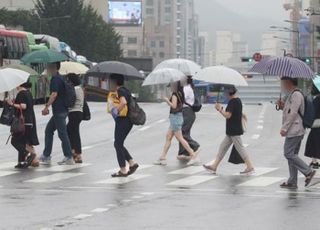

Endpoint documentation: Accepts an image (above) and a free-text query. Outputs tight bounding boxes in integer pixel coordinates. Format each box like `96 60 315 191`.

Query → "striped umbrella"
249 57 315 80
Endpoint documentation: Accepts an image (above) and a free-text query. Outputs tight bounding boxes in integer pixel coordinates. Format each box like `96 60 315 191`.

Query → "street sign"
253 53 262 62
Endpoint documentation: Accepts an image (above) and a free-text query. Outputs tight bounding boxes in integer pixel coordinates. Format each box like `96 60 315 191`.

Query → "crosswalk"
0 161 316 189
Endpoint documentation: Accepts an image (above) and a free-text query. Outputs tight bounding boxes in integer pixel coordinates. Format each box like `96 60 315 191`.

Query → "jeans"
67 112 83 154
284 135 312 185
43 113 72 158
179 107 200 156
114 117 133 168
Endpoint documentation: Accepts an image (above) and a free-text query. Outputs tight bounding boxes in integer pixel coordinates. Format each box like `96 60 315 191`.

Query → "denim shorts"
169 113 183 132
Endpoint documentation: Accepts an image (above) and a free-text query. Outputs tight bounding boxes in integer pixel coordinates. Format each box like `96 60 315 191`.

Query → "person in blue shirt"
39 62 74 165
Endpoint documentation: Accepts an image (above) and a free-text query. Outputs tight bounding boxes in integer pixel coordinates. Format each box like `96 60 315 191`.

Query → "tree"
34 0 122 62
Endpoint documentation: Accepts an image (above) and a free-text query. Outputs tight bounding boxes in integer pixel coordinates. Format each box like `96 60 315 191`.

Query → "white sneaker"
58 157 74 165
39 155 51 165
153 159 167 166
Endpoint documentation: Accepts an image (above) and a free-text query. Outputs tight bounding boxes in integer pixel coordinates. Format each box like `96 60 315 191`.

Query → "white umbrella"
0 68 30 93
154 58 201 76
142 68 185 86
60 62 89 75
195 66 248 86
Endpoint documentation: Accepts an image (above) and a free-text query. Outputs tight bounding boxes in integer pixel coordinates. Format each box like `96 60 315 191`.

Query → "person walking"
305 84 320 169
154 81 200 166
66 73 84 164
108 74 139 177
177 76 200 161
203 86 255 175
7 81 39 168
277 77 316 189
39 62 74 165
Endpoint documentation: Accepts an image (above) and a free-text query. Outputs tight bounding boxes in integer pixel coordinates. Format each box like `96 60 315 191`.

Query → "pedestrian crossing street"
0 161 319 189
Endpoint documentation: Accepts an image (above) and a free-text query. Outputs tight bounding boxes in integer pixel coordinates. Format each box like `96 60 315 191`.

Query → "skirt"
305 128 320 159
25 124 39 146
169 113 183 132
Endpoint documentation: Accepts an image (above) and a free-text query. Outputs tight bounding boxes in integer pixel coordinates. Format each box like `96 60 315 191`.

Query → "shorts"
169 113 183 132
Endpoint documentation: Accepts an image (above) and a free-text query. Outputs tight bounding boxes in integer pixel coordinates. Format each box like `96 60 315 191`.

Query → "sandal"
111 171 128 178
25 153 36 167
240 168 255 175
280 182 298 189
128 164 139 175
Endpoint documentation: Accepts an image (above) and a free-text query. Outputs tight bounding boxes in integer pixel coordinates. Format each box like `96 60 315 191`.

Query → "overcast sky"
195 0 289 50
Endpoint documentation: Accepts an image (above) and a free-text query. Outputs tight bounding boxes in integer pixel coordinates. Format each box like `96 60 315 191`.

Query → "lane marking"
91 208 109 213
138 126 151 131
168 166 204 175
105 164 154 173
166 175 218 187
232 167 278 177
37 163 91 172
121 199 132 203
0 171 19 177
131 195 144 199
25 173 85 183
257 125 264 130
258 120 264 124
238 177 286 187
95 174 151 185
243 144 249 147
140 192 154 196
73 214 92 220
156 119 166 123
0 162 16 170
251 134 260 140
107 204 118 207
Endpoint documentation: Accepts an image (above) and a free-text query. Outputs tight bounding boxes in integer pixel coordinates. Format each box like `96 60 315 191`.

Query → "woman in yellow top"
108 74 139 177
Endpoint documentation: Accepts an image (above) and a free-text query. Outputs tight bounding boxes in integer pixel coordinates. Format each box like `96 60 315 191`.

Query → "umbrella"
249 56 315 79
195 66 248 86
60 62 89 75
87 61 143 80
313 76 320 91
154 58 201 76
0 68 30 93
1 64 38 76
142 68 185 86
21 50 68 64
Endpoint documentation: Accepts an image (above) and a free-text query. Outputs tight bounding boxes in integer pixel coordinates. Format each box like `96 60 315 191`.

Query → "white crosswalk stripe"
0 171 19 177
95 174 151 185
233 167 278 176
105 165 154 173
0 162 16 170
166 175 218 187
238 177 286 187
37 163 91 172
168 166 204 175
25 173 85 183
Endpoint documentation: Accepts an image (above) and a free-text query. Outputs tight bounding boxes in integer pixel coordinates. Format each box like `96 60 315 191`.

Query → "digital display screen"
108 1 142 26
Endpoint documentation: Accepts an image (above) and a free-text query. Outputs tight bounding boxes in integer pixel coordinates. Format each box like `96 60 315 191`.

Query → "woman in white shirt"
177 76 200 160
67 74 84 163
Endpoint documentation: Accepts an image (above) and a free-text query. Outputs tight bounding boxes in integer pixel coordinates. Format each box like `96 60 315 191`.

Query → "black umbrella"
87 61 143 80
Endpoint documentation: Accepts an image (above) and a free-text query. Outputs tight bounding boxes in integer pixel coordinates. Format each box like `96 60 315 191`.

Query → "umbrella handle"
276 93 282 111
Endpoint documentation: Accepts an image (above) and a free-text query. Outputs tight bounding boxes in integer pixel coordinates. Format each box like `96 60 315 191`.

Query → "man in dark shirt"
40 62 74 165
203 86 254 175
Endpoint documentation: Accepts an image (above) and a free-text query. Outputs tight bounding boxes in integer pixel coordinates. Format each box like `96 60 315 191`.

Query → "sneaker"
39 155 51 165
153 159 167 166
58 157 75 165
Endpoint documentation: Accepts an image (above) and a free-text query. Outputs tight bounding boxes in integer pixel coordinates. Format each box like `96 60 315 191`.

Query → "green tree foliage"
0 0 122 62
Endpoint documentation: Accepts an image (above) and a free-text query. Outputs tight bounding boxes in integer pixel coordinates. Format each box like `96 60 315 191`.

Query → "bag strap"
291 89 304 120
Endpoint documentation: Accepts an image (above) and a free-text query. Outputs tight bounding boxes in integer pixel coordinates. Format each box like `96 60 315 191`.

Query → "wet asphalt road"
0 102 319 230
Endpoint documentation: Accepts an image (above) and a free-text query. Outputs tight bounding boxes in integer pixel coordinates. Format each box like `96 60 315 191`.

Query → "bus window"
12 37 19 59
22 38 29 54
5 36 14 59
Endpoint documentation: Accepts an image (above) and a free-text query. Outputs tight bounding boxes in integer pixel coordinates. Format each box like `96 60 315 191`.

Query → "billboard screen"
108 1 142 26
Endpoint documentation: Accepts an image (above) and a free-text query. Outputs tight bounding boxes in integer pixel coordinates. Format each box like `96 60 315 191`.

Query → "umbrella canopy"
21 50 68 64
0 68 30 93
1 64 38 76
249 56 315 79
195 66 248 86
142 68 185 86
87 61 143 80
154 58 201 76
60 62 89 75
313 76 320 92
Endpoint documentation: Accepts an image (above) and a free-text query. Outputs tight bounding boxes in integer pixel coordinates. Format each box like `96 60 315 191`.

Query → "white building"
261 32 287 57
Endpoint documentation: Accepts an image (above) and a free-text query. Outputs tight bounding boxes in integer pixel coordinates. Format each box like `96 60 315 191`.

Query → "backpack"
0 102 15 126
128 96 146 126
186 96 202 112
63 79 76 108
293 90 315 129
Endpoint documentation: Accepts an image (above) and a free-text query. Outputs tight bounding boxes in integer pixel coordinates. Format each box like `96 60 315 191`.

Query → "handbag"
186 96 202 112
0 102 15 126
228 145 245 164
312 119 320 128
82 99 91 121
10 106 25 135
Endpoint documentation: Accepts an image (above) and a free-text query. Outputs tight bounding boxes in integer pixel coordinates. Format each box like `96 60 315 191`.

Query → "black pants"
67 112 83 154
11 132 27 163
114 117 133 168
179 107 200 156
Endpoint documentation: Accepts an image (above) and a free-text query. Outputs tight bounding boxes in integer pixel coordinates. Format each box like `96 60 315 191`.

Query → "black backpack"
63 79 76 108
293 90 315 129
128 96 146 126
0 102 15 126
